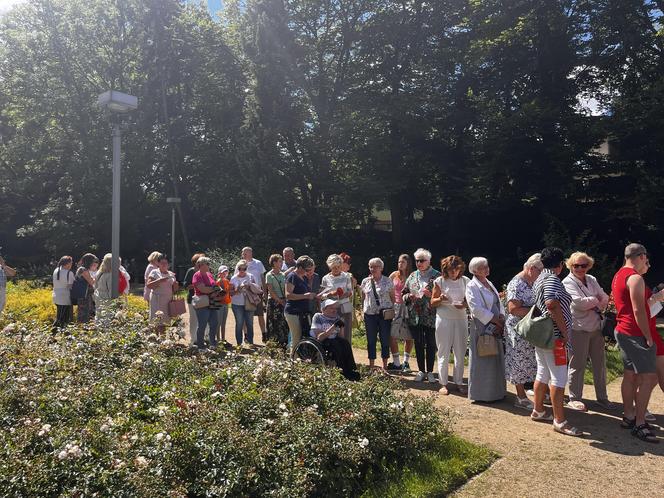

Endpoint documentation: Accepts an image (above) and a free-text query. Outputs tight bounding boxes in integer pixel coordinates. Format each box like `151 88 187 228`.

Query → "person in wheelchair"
310 299 360 381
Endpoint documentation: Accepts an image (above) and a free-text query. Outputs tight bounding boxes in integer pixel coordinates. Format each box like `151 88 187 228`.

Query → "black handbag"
601 311 617 341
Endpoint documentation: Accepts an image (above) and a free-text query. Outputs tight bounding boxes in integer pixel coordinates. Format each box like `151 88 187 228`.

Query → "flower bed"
0 280 146 328
0 306 496 497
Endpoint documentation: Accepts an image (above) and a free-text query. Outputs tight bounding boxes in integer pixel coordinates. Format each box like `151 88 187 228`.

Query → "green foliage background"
1 0 663 288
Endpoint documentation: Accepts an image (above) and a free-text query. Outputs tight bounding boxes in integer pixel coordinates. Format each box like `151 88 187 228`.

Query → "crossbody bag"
371 278 395 320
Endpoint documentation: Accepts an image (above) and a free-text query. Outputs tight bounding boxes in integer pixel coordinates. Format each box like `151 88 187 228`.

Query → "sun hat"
321 299 339 309
218 265 229 274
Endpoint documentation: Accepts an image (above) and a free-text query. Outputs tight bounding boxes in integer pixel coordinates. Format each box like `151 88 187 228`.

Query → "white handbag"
192 294 210 309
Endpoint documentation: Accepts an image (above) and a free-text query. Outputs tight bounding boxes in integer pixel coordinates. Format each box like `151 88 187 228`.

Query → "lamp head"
97 90 138 113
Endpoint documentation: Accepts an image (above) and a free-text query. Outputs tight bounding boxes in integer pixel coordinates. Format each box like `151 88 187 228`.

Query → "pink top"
393 276 405 304
192 271 214 296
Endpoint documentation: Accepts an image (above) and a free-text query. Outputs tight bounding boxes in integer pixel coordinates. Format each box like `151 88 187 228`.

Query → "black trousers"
411 324 437 373
322 337 357 378
53 304 74 330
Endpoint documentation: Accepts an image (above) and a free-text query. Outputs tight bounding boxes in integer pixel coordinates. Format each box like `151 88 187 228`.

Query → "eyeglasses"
415 259 428 263
572 263 589 269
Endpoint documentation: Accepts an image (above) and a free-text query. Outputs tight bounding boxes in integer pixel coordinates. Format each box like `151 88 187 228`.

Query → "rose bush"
0 309 458 497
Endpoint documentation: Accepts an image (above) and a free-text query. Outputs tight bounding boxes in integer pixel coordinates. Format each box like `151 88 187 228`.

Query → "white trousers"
435 316 468 386
535 347 567 388
187 302 198 346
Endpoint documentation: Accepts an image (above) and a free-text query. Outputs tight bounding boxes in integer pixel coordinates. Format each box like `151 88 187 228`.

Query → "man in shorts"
611 243 659 443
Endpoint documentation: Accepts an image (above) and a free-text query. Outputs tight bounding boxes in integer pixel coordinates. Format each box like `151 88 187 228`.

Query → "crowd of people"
1 242 663 442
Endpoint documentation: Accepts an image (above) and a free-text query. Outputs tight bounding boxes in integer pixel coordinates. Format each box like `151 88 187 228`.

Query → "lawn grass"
360 435 497 498
584 346 623 385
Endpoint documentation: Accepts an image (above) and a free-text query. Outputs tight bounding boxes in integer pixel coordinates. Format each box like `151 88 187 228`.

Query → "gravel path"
184 311 664 496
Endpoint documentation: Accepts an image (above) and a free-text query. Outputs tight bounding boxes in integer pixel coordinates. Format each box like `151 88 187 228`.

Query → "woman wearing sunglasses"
562 251 615 411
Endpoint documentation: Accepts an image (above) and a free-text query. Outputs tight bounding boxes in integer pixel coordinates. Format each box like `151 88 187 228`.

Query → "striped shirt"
533 269 572 339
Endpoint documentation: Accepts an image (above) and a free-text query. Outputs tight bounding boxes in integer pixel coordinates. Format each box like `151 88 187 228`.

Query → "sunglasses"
238 267 247 271
415 259 428 263
572 263 589 269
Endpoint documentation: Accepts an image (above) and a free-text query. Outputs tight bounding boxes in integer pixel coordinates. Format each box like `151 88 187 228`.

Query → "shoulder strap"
478 286 489 309
370 278 381 306
572 277 590 298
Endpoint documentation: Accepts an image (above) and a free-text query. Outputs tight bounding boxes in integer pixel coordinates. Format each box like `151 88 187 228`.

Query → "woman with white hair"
403 249 440 382
465 256 507 402
504 253 543 410
230 259 258 348
360 257 395 370
320 253 355 343
562 251 615 411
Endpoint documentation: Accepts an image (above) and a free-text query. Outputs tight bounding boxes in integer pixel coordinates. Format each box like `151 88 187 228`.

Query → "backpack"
70 274 89 302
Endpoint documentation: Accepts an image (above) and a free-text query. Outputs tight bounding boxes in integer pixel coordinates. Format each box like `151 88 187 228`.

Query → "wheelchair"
291 336 337 367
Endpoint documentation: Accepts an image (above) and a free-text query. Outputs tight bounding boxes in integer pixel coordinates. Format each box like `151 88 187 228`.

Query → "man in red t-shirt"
611 243 658 443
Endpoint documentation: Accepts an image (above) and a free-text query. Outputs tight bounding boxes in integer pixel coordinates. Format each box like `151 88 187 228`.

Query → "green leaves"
0 306 452 497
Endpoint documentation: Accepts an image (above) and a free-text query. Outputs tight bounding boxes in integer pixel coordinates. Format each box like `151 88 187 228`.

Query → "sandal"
531 409 553 422
620 417 636 429
631 423 659 443
553 420 584 437
566 400 587 412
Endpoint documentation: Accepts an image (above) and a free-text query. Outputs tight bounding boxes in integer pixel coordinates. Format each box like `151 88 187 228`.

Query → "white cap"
321 299 339 310
218 265 229 274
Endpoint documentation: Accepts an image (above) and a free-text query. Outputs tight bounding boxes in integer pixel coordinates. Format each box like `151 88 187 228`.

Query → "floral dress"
504 275 538 385
403 269 440 329
265 271 290 347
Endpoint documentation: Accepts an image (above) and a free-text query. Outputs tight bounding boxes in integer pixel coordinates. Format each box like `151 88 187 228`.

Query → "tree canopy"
1 0 662 285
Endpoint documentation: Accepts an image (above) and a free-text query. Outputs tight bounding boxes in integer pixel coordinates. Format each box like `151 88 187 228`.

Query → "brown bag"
477 333 498 357
168 298 186 317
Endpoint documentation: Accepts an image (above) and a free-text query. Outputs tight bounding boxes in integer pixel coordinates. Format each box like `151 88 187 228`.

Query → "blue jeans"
232 304 254 345
364 313 391 360
195 307 219 348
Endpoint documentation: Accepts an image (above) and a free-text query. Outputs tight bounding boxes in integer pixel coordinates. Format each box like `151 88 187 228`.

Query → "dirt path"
184 310 664 497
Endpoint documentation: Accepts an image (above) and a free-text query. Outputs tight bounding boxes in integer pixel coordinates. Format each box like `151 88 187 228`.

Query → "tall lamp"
166 197 181 273
97 90 138 298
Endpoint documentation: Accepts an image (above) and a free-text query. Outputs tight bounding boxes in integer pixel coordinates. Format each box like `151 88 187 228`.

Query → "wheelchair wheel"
291 338 326 365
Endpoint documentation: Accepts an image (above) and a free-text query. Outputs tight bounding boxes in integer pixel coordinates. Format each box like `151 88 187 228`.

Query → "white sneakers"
414 371 437 383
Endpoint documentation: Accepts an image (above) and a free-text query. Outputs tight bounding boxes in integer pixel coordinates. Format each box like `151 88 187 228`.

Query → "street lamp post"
166 197 181 272
97 90 138 299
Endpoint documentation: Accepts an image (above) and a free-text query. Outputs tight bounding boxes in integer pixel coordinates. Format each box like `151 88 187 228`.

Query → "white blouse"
434 276 470 320
52 267 75 306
